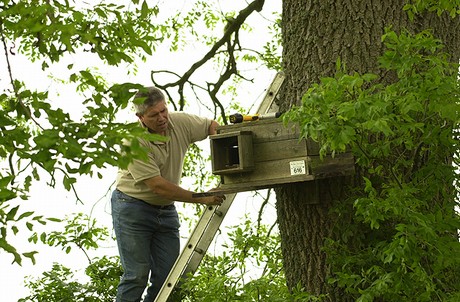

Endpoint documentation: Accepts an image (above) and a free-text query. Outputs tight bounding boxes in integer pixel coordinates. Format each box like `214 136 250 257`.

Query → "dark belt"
115 189 175 209
149 203 175 209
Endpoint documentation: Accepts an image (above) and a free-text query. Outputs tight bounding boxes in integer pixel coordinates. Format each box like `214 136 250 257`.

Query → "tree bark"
277 0 460 300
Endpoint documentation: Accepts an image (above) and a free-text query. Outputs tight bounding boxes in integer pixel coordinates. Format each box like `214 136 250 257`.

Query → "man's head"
134 87 169 135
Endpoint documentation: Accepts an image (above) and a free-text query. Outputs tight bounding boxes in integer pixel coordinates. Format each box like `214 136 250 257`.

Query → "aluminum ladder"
155 72 285 302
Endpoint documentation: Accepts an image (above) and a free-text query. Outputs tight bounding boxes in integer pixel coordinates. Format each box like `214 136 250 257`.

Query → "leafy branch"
36 213 109 264
1 31 44 130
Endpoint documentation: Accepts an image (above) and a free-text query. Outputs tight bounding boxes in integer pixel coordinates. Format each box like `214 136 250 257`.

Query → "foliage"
0 202 60 265
0 0 161 66
260 13 282 71
30 213 109 261
0 0 169 264
403 0 460 19
285 29 460 301
19 256 122 302
20 213 121 302
179 215 320 302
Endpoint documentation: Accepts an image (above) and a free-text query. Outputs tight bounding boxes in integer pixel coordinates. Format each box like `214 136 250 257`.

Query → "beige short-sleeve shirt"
116 112 212 205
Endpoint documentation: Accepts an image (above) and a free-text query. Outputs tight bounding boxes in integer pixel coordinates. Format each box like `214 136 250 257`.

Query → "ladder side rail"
256 72 284 115
173 193 237 286
155 194 236 301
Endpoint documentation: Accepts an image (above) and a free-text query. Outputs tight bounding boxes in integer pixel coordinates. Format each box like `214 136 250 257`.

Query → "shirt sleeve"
180 113 212 143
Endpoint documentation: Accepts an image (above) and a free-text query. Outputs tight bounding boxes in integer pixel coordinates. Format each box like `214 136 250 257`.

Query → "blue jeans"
111 189 180 302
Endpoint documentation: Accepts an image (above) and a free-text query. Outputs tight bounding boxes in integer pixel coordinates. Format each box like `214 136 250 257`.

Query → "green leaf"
26 222 34 232
141 0 149 19
40 232 47 243
34 133 56 148
6 206 19 221
63 176 77 191
47 217 62 222
23 251 38 265
12 225 19 235
0 237 21 265
17 211 34 221
28 233 38 244
0 175 14 187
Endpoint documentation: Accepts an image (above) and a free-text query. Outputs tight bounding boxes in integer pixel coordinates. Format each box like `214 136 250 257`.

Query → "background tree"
278 0 460 301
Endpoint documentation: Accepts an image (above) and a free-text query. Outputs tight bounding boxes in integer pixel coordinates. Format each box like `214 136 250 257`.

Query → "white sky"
0 1 281 301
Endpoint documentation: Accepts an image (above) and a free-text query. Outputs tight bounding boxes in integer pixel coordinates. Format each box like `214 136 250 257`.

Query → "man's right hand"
200 194 226 206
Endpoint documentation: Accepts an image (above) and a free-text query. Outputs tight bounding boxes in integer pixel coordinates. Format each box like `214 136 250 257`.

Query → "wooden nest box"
210 118 354 194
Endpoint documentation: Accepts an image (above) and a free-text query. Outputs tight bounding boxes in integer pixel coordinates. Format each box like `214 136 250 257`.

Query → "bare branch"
256 189 272 235
152 0 265 118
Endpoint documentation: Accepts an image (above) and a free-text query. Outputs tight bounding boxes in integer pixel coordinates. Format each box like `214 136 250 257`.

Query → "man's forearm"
144 176 203 204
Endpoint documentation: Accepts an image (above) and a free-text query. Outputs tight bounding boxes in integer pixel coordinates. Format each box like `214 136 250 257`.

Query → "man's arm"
143 176 224 205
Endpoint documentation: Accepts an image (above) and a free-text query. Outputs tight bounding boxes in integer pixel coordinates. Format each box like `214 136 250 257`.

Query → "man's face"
138 100 169 134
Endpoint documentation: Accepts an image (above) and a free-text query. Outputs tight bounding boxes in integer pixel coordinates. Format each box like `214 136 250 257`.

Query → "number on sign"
290 160 306 176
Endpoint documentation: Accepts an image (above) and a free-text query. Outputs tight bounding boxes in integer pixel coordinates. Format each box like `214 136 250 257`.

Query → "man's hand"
208 120 219 135
145 176 227 205
199 194 226 206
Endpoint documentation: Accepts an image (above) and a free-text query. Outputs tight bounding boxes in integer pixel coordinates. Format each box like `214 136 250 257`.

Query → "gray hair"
133 86 165 115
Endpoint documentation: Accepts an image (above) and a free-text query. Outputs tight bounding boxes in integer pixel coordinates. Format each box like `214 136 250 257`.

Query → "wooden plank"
221 173 315 190
309 153 355 178
306 139 321 156
192 174 315 198
209 130 252 140
218 119 299 144
252 139 308 162
221 156 311 185
217 119 323 156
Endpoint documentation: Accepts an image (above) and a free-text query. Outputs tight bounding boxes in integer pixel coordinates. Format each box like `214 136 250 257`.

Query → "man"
111 86 225 302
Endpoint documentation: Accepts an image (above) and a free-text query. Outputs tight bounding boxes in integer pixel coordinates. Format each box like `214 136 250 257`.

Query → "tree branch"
256 189 272 235
1 31 44 130
152 0 265 118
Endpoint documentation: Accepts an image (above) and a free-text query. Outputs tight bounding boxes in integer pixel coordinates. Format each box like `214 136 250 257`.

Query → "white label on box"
290 160 306 176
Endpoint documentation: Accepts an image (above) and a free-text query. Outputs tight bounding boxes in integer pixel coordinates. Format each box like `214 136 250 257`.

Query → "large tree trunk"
276 0 460 300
